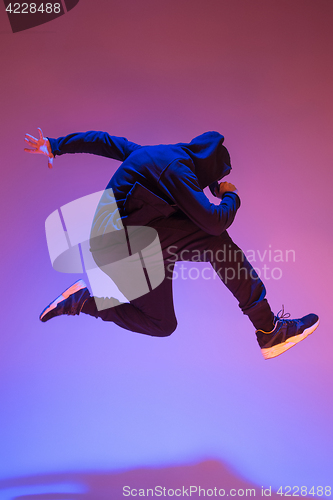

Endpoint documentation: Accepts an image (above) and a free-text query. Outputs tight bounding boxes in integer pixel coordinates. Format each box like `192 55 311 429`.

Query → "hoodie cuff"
222 191 241 209
47 137 61 157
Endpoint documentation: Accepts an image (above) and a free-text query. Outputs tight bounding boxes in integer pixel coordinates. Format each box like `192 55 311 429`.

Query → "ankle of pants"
81 296 122 319
244 299 275 331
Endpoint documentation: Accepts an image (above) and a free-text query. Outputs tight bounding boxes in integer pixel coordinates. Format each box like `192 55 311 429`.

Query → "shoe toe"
301 313 319 328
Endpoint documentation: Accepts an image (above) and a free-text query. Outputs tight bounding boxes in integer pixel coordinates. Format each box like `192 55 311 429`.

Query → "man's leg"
40 211 319 358
148 213 275 331
81 259 177 337
154 214 319 359
66 213 274 333
206 231 275 332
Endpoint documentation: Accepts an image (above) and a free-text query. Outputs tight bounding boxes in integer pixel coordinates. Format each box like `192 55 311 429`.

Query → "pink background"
0 0 332 497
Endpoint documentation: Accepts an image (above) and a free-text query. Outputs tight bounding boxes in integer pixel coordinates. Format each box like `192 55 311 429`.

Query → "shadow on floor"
0 459 313 499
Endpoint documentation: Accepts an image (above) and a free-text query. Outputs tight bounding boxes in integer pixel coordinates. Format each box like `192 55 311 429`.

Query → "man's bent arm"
47 131 141 162
159 160 241 236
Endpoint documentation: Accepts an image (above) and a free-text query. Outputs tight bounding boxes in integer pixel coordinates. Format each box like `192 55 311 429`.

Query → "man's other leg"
82 258 177 337
207 231 275 332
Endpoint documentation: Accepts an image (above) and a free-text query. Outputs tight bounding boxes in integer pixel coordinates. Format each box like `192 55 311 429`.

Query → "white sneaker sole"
40 279 87 321
261 319 320 360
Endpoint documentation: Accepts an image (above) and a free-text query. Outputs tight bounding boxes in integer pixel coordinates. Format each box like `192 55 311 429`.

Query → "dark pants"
82 211 274 336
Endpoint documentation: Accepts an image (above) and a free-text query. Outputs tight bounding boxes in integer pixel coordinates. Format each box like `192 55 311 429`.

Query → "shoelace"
273 305 302 339
275 305 300 330
276 305 291 321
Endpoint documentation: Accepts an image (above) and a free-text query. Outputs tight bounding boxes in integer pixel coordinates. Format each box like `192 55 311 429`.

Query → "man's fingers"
24 148 39 153
25 133 38 143
38 128 44 140
25 138 37 147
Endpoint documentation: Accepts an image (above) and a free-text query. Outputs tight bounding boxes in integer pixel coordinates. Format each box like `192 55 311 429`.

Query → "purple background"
0 0 332 496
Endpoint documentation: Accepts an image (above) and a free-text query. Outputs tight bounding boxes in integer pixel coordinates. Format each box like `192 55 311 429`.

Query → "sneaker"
39 280 90 323
256 307 319 359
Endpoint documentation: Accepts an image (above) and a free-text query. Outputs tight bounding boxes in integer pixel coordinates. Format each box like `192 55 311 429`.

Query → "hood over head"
179 131 231 190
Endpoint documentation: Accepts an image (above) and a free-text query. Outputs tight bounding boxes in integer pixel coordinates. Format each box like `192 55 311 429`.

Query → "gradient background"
0 0 332 498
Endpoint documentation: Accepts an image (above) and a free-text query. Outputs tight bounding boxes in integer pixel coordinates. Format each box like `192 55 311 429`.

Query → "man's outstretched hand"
214 181 239 199
24 128 54 169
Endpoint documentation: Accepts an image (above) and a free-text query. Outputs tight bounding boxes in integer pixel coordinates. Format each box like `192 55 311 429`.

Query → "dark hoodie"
48 131 240 238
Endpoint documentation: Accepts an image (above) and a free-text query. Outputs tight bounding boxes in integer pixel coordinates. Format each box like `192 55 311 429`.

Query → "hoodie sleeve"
47 131 141 161
159 160 241 236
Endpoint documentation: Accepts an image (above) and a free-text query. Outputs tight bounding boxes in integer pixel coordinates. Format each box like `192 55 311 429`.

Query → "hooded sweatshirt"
48 131 240 239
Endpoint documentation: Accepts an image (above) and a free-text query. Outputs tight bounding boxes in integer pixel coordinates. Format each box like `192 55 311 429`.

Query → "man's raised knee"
156 320 177 337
